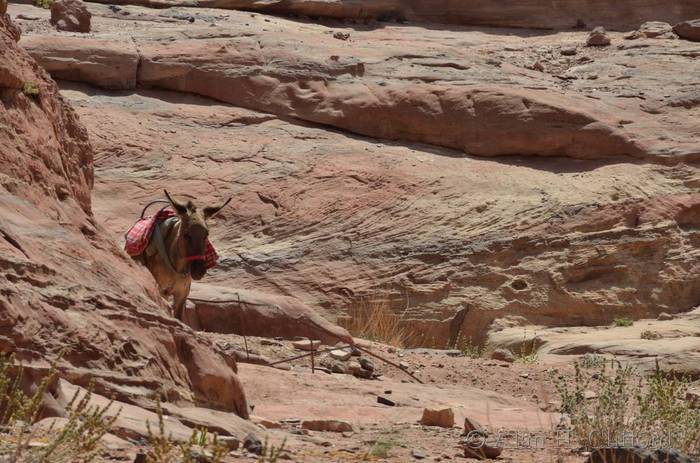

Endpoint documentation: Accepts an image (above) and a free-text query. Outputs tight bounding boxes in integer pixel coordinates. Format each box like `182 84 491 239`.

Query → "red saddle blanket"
124 208 219 269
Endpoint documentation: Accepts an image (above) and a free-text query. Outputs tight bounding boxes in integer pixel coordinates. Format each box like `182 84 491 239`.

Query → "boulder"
242 434 263 455
587 27 611 46
292 339 321 351
419 408 455 428
50 0 91 33
329 349 352 361
188 284 353 345
674 19 700 42
301 419 353 433
464 444 503 460
634 21 676 39
490 349 515 363
463 416 486 435
359 358 375 372
657 312 674 321
330 362 347 374
348 360 372 378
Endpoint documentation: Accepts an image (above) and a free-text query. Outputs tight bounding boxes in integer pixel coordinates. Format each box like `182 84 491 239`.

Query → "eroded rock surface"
0 12 248 417
188 284 353 345
9 2 700 350
50 0 700 31
15 4 700 161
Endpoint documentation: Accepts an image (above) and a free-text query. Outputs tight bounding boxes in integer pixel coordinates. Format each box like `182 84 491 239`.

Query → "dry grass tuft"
344 295 415 348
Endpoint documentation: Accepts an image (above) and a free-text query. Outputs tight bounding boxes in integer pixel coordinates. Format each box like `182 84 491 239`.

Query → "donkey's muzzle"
190 260 207 280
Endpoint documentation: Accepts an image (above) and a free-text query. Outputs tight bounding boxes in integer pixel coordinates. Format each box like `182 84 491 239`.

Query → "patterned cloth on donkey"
124 208 219 269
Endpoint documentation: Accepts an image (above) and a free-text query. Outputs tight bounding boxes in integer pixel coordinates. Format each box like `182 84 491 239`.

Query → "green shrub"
34 0 52 9
613 317 634 327
455 335 485 359
22 82 40 98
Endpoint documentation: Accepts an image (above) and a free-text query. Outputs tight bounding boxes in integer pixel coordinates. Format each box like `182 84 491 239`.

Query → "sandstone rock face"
50 0 91 32
78 0 700 31
674 19 700 41
490 307 700 379
1 1 20 41
12 3 700 350
21 36 137 90
0 14 248 417
18 34 682 161
189 284 353 345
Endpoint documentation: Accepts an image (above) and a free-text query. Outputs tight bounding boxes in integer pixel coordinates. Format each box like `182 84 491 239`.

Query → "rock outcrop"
70 0 700 31
187 284 353 345
11 2 700 349
674 19 700 41
0 12 248 417
50 0 91 32
21 26 696 161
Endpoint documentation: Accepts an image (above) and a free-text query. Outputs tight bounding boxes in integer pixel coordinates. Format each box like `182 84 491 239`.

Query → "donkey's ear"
204 197 232 219
164 189 188 215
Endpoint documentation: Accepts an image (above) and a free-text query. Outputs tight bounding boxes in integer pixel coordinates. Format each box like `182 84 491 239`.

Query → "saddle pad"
124 207 219 269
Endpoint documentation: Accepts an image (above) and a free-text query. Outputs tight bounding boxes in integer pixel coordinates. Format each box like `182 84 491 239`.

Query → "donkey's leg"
172 293 185 321
171 280 191 321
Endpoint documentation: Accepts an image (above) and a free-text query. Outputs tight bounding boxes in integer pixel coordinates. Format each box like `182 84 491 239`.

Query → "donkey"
143 190 230 321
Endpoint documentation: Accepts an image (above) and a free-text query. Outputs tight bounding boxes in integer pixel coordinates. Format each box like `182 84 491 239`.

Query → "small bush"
552 360 700 454
579 353 606 369
641 330 662 340
514 329 539 364
145 398 225 463
22 82 40 98
366 439 393 459
0 354 118 463
34 0 52 9
258 437 287 463
456 335 485 359
613 317 634 327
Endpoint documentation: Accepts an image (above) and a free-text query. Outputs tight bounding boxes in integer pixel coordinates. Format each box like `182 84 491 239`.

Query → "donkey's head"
164 190 231 280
